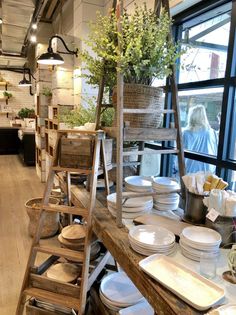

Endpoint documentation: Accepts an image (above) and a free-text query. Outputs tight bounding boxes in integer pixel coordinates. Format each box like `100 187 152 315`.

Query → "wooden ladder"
95 0 186 226
16 129 110 315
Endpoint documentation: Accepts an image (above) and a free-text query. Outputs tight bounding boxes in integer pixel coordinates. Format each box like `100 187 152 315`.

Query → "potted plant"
3 91 13 100
60 99 114 169
82 4 184 128
42 86 52 106
18 108 35 119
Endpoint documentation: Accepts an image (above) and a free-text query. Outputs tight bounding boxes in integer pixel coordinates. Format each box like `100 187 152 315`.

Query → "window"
154 0 236 183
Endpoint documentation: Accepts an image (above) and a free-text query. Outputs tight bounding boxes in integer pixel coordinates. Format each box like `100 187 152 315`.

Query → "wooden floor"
0 155 44 315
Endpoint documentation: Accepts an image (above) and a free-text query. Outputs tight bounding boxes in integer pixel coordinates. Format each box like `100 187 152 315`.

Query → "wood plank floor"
0 155 44 315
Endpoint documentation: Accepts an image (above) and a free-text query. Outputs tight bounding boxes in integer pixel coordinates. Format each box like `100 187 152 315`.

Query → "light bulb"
32 23 37 30
30 35 37 43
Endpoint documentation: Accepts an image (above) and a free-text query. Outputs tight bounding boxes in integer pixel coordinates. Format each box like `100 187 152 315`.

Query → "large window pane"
179 10 231 83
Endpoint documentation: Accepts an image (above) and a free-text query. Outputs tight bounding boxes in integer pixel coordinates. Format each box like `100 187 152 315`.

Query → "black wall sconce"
37 35 78 65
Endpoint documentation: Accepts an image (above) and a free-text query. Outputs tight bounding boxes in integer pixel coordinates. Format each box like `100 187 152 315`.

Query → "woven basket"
25 197 60 238
112 84 163 128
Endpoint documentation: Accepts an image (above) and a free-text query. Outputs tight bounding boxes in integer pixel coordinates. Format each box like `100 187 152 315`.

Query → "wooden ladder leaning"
95 0 186 227
16 129 110 315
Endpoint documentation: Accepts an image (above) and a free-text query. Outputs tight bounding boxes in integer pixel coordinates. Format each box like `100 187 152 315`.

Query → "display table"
70 186 236 315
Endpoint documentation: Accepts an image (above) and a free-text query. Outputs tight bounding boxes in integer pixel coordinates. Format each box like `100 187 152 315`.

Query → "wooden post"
116 0 124 227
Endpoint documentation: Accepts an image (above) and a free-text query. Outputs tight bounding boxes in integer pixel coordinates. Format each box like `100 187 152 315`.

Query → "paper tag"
206 208 220 222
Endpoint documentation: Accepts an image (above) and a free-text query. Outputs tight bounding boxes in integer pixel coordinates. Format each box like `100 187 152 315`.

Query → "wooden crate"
59 137 94 169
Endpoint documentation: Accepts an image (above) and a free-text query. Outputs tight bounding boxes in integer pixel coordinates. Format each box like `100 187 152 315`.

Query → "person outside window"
180 105 218 174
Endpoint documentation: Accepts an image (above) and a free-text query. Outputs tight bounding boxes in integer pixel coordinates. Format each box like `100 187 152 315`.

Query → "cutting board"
133 213 192 238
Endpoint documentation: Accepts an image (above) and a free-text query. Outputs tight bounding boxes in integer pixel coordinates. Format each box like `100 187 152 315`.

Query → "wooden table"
71 186 203 315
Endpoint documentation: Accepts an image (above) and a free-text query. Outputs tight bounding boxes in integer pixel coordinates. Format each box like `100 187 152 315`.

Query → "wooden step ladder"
95 0 186 226
16 129 110 315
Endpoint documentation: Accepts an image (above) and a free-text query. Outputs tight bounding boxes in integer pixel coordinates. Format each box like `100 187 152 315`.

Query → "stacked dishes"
107 192 153 220
125 176 152 192
58 225 100 261
152 177 180 211
99 272 144 312
129 225 176 256
119 300 154 315
180 226 222 261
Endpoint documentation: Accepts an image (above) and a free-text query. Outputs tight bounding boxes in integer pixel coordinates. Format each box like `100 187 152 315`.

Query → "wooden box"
59 137 94 169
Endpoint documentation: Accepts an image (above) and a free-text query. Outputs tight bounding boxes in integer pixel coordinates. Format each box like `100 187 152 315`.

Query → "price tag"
206 208 220 222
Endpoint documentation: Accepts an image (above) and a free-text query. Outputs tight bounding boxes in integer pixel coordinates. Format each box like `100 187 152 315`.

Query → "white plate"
153 202 179 211
180 248 201 262
107 192 153 208
125 176 152 188
179 240 219 257
139 255 225 311
99 291 123 311
129 225 175 247
130 241 177 256
107 201 153 213
100 272 144 306
129 234 176 250
180 234 221 251
118 300 154 315
182 227 222 246
211 304 236 314
108 205 150 219
152 177 180 188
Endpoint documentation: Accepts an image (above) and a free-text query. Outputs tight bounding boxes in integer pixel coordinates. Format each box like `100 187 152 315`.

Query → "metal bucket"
184 191 207 224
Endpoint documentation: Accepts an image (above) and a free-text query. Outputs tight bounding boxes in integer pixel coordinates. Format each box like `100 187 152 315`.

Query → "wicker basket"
112 84 163 128
25 197 60 238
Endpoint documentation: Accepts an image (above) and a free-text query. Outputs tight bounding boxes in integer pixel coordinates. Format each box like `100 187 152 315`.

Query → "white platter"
129 225 175 247
182 227 222 246
139 255 225 311
100 272 144 306
118 300 154 315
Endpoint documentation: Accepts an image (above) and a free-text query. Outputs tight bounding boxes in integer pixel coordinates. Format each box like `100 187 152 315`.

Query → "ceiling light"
18 71 32 87
30 35 37 43
0 18 2 25
37 35 78 65
32 23 37 30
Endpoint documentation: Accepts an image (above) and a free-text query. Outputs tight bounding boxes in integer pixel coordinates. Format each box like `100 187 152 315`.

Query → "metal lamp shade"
37 51 64 65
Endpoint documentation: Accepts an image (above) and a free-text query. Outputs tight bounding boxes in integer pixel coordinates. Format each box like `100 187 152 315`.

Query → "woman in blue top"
182 105 218 174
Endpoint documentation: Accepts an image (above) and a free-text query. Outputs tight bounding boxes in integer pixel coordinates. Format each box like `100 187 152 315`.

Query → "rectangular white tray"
139 254 225 311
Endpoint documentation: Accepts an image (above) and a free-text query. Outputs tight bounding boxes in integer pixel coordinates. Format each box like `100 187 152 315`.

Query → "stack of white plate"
125 176 152 192
180 226 222 261
118 300 154 315
128 225 176 256
152 177 180 211
99 272 144 312
107 192 153 220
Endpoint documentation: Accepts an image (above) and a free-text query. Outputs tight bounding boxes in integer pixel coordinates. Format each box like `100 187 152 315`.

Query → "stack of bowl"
152 177 180 211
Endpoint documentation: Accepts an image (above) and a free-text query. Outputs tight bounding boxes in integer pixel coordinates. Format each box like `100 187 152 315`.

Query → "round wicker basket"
25 197 60 238
112 84 163 128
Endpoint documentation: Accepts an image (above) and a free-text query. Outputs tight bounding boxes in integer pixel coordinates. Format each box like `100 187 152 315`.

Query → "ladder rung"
123 109 175 114
112 162 141 168
52 166 92 174
24 287 79 310
124 128 177 141
123 149 179 156
34 245 84 262
42 204 88 217
29 274 80 298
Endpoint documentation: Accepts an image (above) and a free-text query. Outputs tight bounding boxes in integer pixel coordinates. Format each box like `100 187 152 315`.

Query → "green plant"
82 5 184 88
3 91 13 99
42 87 52 97
18 108 35 119
60 98 114 128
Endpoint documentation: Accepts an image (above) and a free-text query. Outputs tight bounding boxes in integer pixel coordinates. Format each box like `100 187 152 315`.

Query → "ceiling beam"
45 0 58 20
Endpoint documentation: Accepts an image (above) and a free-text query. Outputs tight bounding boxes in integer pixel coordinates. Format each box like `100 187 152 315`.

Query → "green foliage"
3 91 13 99
18 107 35 119
42 87 52 97
82 5 183 88
60 98 114 128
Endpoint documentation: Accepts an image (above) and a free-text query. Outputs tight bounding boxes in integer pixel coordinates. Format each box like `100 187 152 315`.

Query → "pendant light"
18 69 32 87
37 35 78 65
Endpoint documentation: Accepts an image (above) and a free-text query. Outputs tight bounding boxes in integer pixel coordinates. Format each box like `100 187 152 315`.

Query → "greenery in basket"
60 97 114 128
3 91 13 99
82 4 184 88
18 107 35 119
42 86 52 97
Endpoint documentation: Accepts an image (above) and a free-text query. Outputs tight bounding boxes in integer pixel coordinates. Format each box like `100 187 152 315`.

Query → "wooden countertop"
70 186 203 315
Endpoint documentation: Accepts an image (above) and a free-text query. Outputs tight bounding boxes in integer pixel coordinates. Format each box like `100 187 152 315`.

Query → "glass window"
179 11 231 83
